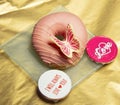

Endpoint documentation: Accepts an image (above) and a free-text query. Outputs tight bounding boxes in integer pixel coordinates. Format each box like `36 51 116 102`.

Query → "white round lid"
38 69 72 101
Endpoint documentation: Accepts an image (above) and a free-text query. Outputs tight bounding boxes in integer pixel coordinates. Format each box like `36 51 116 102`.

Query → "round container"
86 36 118 64
38 69 72 102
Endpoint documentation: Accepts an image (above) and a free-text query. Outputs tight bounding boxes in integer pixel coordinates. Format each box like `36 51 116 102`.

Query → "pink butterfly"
50 24 80 58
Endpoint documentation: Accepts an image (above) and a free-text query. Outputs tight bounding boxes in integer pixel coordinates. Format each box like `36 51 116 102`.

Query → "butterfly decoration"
50 24 80 58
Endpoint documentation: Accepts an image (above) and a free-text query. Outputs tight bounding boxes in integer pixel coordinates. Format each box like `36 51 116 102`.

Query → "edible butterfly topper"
50 24 80 58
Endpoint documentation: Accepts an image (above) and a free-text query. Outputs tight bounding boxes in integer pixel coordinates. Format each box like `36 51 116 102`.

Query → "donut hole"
55 30 66 41
55 34 65 41
50 23 66 41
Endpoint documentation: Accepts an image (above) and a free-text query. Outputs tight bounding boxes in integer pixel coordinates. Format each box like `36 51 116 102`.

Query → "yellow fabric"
0 0 120 105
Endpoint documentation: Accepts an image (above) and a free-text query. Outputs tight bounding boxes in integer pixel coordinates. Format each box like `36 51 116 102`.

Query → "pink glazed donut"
32 12 88 69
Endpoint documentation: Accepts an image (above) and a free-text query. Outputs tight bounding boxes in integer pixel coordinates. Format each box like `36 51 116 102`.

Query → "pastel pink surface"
86 36 118 64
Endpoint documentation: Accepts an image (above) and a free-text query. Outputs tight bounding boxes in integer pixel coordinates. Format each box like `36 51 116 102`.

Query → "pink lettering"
45 74 61 92
52 88 60 95
59 79 67 86
45 83 54 92
51 74 61 83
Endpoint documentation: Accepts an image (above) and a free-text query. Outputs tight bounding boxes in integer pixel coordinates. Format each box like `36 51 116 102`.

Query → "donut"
32 12 88 69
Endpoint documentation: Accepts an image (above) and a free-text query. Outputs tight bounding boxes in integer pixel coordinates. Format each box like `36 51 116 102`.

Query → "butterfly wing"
50 24 80 58
50 34 72 58
66 24 80 52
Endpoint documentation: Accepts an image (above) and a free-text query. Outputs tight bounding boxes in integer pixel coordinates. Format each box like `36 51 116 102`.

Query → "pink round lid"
86 36 118 64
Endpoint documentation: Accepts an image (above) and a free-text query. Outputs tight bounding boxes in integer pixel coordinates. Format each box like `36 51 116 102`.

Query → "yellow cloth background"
0 0 120 105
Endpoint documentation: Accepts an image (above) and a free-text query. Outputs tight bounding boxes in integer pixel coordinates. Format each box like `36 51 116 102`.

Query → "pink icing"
32 12 88 69
86 36 118 64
